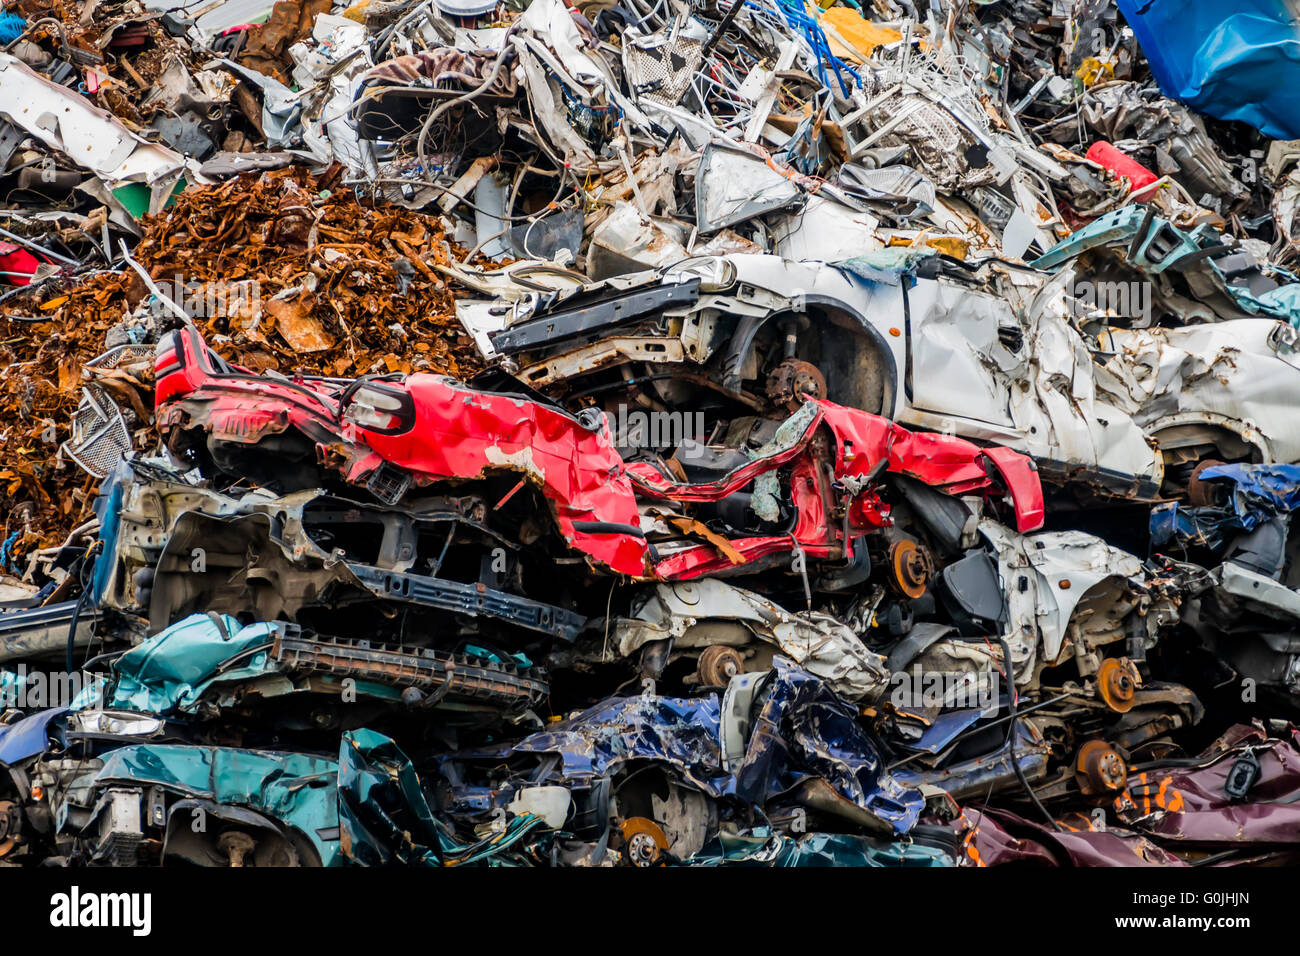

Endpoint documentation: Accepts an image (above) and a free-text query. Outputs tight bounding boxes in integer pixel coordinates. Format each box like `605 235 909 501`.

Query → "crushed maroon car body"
1114 723 1300 850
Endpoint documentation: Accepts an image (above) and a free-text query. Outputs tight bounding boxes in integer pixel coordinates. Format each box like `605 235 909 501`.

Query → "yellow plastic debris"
819 7 902 64
1075 56 1115 87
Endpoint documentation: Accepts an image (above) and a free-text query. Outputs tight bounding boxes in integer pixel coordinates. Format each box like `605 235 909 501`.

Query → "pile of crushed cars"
1 0 1300 868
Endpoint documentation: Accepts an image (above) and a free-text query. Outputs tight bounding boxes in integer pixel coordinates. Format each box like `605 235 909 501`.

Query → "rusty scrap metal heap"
1 0 1300 869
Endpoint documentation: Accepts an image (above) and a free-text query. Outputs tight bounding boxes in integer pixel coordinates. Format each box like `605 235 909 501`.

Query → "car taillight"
154 331 184 378
343 384 415 434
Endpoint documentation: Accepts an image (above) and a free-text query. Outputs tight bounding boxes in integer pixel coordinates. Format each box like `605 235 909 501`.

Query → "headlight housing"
343 383 415 434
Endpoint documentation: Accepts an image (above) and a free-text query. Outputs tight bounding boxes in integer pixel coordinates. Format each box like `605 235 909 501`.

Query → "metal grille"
624 35 704 108
63 384 131 478
84 343 154 372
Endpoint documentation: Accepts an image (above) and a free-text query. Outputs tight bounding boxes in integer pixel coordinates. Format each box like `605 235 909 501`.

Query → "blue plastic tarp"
1116 0 1300 140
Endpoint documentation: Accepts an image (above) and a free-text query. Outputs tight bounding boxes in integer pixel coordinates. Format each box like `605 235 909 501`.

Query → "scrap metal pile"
2 0 1300 867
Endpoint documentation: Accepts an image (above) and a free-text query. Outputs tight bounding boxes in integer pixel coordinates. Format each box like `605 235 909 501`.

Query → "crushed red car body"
627 400 1044 580
155 323 649 576
156 325 1044 582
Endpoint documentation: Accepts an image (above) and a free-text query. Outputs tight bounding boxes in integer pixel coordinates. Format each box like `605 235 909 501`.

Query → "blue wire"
743 0 861 98
0 531 19 573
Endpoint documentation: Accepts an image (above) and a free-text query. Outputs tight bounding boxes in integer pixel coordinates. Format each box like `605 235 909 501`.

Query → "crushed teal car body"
108 613 279 714
75 743 344 864
339 728 548 867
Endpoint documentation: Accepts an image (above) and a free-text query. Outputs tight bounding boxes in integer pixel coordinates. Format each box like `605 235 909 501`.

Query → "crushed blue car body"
1152 464 1300 551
